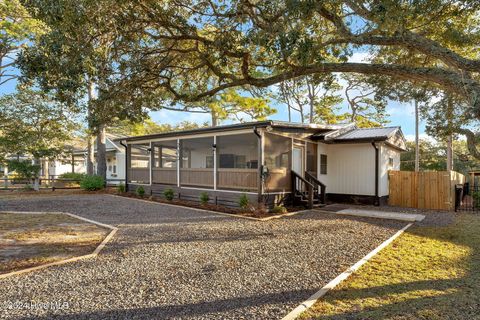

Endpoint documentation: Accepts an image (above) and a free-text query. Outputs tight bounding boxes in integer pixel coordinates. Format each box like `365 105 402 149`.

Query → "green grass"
302 214 480 320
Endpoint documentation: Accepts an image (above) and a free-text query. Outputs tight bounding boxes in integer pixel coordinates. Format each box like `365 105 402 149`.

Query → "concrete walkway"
334 209 425 222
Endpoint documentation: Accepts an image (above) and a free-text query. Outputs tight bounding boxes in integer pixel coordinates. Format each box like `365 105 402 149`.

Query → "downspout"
119 140 128 192
371 141 380 206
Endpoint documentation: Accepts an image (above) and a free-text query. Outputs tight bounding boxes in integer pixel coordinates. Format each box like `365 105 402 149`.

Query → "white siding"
379 144 401 196
320 143 376 196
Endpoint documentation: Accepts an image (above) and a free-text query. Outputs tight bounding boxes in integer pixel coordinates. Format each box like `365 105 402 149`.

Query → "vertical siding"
327 143 376 195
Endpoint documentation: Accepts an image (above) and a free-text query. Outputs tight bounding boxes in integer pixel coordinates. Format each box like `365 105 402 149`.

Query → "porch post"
257 129 264 203
177 139 180 187
149 141 153 186
213 135 217 191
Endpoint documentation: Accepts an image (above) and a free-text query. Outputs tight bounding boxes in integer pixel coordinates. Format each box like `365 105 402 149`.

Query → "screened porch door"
292 146 304 176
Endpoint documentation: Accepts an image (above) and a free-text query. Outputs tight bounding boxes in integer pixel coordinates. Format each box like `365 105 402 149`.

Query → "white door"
292 146 304 175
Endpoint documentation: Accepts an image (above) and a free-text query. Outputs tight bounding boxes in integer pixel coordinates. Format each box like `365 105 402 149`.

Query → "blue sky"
1 51 425 141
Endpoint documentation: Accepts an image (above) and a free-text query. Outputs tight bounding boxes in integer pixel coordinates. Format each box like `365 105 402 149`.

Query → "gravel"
0 194 406 320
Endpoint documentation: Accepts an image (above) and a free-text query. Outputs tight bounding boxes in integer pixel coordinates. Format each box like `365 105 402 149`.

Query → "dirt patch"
0 212 109 274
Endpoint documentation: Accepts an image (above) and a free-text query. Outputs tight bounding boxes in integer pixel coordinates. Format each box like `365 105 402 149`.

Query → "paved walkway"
335 209 425 222
0 194 406 320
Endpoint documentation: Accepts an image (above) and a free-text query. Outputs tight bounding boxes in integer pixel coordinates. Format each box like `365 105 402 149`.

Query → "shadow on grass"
304 214 480 320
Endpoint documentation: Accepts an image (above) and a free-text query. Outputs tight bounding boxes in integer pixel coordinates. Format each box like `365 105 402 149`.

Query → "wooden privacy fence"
388 170 465 210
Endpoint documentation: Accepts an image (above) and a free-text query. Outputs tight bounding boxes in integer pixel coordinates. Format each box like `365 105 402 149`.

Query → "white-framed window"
388 157 394 167
320 154 327 175
113 165 117 174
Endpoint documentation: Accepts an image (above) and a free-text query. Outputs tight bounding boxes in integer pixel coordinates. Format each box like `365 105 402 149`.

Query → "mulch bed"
117 192 304 218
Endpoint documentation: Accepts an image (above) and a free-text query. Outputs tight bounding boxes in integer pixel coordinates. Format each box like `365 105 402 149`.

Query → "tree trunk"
86 81 96 175
414 100 420 172
307 82 314 123
96 125 107 181
211 110 218 127
288 105 291 122
447 134 453 171
33 157 40 191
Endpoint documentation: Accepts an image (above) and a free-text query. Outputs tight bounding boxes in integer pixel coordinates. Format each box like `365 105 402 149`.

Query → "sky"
1 52 427 141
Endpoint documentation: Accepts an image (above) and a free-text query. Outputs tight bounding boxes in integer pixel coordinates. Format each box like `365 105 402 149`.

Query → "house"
44 133 126 183
119 121 406 208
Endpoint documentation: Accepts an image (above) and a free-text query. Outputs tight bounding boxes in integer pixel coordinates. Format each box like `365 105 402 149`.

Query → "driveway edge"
281 222 414 320
0 211 118 280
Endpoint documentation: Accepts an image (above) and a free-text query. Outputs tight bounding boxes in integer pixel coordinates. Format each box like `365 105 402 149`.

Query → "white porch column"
213 135 217 191
177 139 180 187
149 141 153 186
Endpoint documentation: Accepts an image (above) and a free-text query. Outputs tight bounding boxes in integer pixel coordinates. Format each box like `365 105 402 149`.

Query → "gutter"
371 141 380 206
119 140 128 192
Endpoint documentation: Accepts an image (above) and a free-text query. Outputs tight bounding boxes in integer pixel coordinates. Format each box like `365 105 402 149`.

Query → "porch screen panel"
264 133 292 192
217 133 258 191
180 137 214 188
152 140 177 185
307 143 318 177
128 143 150 184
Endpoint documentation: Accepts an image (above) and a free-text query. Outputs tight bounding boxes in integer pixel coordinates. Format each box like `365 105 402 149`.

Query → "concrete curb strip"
281 222 414 320
0 211 118 280
109 194 310 221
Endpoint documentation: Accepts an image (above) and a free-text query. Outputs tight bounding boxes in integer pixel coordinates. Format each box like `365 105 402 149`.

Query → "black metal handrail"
291 170 314 209
305 171 326 204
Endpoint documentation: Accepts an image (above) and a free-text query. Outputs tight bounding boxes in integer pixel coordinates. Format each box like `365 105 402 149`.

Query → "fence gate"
455 184 480 213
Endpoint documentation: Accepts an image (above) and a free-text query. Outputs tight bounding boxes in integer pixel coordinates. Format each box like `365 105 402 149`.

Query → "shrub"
200 192 210 205
6 160 40 180
58 172 86 181
136 186 145 197
473 191 480 208
163 188 174 201
238 193 249 209
80 175 105 191
271 205 287 214
117 183 125 193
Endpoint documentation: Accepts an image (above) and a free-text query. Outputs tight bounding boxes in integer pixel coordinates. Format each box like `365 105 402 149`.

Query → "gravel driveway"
0 194 406 320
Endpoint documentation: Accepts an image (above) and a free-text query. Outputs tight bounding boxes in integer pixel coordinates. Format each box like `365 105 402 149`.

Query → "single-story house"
45 133 126 183
119 121 406 208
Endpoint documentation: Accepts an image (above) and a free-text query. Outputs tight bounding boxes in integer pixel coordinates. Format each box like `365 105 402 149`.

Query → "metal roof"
332 126 401 141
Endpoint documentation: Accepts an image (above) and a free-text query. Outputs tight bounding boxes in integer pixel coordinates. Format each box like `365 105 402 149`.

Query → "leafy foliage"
6 160 40 179
199 192 210 205
0 88 77 161
238 194 250 209
58 172 86 181
163 188 174 201
117 183 125 193
271 205 287 214
79 175 104 191
136 186 145 197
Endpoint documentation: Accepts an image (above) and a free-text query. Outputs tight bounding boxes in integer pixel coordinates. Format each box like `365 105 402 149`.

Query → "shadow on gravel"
17 288 315 320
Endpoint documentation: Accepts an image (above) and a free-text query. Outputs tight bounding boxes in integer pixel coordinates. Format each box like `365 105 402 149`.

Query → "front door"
292 146 304 175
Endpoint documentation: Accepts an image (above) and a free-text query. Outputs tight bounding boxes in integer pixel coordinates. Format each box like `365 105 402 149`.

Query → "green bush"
271 205 287 214
473 191 480 208
163 188 174 201
117 183 125 193
79 175 105 191
238 193 249 209
6 160 40 179
136 186 145 197
200 192 210 205
58 172 86 181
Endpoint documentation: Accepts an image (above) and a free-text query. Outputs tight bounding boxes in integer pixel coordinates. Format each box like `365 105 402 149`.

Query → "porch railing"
305 171 326 204
291 170 314 209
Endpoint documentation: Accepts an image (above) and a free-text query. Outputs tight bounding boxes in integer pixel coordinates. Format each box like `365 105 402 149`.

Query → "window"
264 133 291 169
217 134 258 169
307 143 318 177
108 165 112 172
113 165 117 174
153 141 177 168
320 154 327 175
389 157 394 167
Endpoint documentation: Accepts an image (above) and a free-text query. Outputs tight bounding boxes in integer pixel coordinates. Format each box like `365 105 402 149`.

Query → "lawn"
302 214 480 320
0 212 109 274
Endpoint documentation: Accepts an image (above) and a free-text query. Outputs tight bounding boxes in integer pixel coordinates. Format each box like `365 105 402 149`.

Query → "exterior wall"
325 143 376 196
105 151 126 183
379 144 401 197
48 160 86 177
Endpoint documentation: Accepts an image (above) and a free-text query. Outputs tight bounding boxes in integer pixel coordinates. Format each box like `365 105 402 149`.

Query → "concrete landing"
335 209 425 222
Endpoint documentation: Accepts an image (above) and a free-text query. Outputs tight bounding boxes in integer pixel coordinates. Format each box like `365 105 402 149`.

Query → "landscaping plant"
472 191 480 208
117 183 125 193
200 192 210 205
136 186 145 197
271 205 287 214
79 175 105 191
163 188 174 201
58 172 86 181
238 194 249 209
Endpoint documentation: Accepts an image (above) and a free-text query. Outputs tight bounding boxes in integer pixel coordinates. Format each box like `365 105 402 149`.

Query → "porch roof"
119 120 345 142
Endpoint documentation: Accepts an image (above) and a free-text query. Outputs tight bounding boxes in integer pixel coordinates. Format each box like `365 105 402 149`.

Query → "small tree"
6 160 40 183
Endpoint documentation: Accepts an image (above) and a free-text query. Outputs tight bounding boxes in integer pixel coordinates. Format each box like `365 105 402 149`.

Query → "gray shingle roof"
333 127 400 140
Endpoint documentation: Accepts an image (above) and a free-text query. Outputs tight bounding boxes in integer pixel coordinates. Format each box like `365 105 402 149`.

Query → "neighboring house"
120 121 406 208
45 133 126 183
